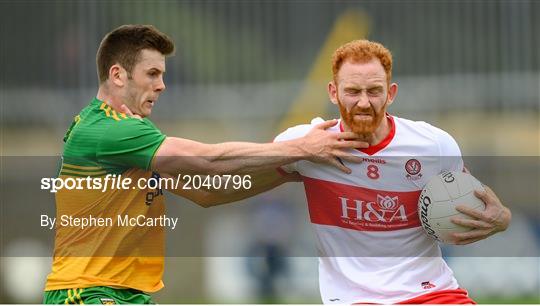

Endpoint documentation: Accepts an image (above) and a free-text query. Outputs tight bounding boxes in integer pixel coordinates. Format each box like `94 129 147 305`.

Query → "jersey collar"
339 114 396 156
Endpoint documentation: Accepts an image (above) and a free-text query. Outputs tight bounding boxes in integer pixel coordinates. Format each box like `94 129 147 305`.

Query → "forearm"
198 169 293 207
203 141 307 173
165 169 297 207
153 119 365 176
154 137 308 176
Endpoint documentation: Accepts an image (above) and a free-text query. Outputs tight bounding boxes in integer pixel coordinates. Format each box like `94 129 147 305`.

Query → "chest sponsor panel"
303 177 421 231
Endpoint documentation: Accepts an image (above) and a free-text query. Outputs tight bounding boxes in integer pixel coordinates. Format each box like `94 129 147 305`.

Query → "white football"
418 171 486 244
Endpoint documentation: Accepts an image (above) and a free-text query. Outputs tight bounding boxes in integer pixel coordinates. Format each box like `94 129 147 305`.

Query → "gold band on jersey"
60 169 107 177
62 163 102 171
60 163 107 177
99 102 126 121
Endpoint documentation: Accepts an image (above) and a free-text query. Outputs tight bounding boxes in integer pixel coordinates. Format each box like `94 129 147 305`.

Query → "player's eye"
345 89 360 95
367 87 383 95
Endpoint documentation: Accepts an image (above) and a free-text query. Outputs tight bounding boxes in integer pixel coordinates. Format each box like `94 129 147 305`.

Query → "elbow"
196 197 214 208
188 193 211 208
193 194 223 208
195 201 211 208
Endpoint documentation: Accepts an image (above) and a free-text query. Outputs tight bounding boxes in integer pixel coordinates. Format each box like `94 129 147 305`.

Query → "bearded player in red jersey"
113 37 511 304
273 40 511 304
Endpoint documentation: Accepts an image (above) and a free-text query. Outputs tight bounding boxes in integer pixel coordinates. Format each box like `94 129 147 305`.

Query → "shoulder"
274 117 336 142
98 117 165 151
394 116 456 144
105 117 162 134
394 116 461 155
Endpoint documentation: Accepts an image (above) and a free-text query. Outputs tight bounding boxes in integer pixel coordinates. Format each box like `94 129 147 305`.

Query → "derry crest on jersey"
405 158 423 180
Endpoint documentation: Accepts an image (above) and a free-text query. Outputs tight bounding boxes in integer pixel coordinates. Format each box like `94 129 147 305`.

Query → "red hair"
332 40 393 84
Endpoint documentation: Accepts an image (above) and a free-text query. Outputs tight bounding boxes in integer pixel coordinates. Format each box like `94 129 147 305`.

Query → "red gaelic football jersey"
274 116 474 304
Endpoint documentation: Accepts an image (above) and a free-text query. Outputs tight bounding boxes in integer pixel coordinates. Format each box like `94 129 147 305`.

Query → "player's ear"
386 82 398 106
109 64 126 87
328 81 338 105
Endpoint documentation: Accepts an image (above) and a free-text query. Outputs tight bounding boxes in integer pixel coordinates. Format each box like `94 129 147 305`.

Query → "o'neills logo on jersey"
362 157 386 164
339 194 409 229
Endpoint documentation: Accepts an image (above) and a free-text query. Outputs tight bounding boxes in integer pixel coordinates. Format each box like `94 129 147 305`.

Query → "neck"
96 86 125 113
341 116 391 146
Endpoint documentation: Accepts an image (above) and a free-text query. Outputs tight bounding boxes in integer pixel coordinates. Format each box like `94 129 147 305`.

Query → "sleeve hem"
147 135 167 171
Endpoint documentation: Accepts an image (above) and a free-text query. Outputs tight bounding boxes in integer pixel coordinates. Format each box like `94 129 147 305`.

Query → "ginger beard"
337 93 389 135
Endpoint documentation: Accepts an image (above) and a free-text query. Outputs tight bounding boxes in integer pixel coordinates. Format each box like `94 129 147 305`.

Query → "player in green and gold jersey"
43 25 368 304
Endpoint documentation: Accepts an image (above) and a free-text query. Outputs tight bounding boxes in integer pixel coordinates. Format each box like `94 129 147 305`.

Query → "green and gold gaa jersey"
45 98 167 293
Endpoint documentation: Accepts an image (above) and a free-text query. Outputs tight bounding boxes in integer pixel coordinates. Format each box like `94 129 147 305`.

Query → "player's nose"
355 91 370 108
155 77 166 92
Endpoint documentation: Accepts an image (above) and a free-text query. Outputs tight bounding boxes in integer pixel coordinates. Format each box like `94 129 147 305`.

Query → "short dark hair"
96 24 175 83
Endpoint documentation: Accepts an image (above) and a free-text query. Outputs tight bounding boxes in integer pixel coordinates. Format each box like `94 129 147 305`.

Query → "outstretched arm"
164 169 301 208
118 104 366 176
152 119 367 176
